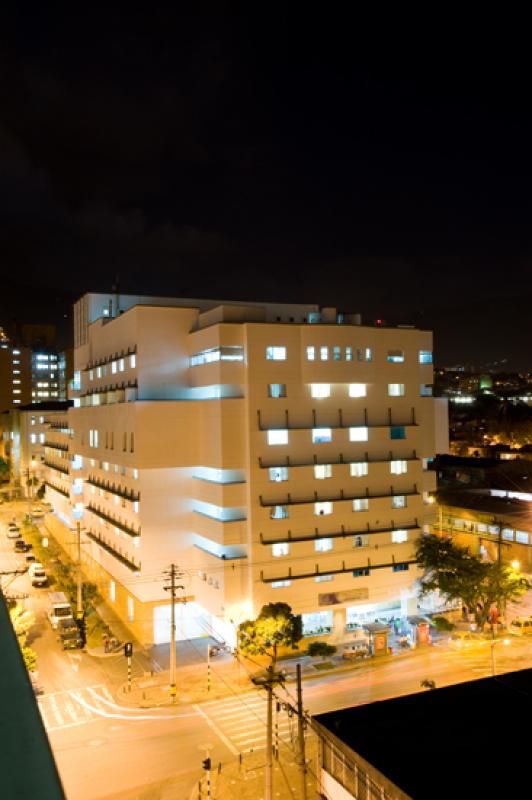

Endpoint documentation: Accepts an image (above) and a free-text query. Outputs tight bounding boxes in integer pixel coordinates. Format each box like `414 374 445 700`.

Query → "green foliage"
36 483 46 499
416 534 530 628
10 605 36 640
21 646 38 674
432 616 455 632
307 642 337 658
238 602 303 666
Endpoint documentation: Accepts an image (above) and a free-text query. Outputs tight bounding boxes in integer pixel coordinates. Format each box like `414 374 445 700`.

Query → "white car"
28 563 47 587
31 506 45 518
7 526 21 539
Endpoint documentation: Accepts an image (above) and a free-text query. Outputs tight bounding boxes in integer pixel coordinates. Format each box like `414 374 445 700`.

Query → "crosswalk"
38 684 115 732
196 689 300 755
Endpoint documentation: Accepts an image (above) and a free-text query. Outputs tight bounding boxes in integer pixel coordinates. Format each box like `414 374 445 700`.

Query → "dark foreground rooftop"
315 668 532 799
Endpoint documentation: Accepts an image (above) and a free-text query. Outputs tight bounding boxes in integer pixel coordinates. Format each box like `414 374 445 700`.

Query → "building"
314 668 532 799
44 292 447 646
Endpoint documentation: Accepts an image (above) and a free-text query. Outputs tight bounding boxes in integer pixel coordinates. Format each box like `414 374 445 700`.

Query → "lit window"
133 501 139 513
272 542 290 557
390 426 406 440
12 379 20 384
30 434 36 444
306 346 315 361
392 529 408 543
312 428 332 443
314 501 333 516
133 468 139 479
353 535 369 548
392 563 409 572
269 466 289 482
420 384 433 396
39 433 45 444
314 464 332 479
353 498 369 512
392 495 406 509
345 346 353 361
267 429 288 446
390 460 408 475
270 505 289 519
315 538 333 552
333 346 341 361
316 575 333 582
311 383 330 398
349 383 366 398
419 351 433 364
89 369 94 380
12 350 20 355
96 367 101 378
31 417 35 426
266 346 287 361
119 358 125 372
12 360 20 365
127 597 134 621
387 350 404 363
353 568 370 577
268 383 287 398
103 461 109 471
13 399 20 404
130 354 136 368
12 389 21 394
320 346 329 361
272 580 291 589
350 462 368 477
357 347 372 362
516 531 529 545
349 427 368 442
12 370 20 375
388 383 405 397
111 361 117 374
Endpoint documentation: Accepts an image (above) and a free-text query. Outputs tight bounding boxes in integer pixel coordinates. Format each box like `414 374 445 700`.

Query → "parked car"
28 562 48 587
31 506 45 518
57 617 79 636
7 527 21 539
448 631 487 650
14 539 32 552
25 553 37 563
343 643 370 659
509 617 532 636
60 629 83 650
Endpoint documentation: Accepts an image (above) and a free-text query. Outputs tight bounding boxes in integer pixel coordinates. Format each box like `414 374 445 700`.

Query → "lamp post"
26 457 37 519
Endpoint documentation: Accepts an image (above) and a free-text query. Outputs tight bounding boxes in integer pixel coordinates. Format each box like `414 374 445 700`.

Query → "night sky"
0 10 531 367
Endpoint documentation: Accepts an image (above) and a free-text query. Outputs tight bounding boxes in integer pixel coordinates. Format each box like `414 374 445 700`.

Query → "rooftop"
315 668 532 799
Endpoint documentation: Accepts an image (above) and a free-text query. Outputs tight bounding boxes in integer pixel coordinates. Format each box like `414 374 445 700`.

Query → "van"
509 617 532 636
47 592 73 628
29 563 47 587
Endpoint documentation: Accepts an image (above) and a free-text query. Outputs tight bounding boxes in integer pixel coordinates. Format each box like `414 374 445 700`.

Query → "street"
3 499 532 799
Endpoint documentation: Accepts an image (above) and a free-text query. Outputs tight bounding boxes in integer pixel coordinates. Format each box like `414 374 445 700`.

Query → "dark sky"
0 9 531 367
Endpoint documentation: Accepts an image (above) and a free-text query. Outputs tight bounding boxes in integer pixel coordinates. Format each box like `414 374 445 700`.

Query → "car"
25 553 37 563
343 643 370 659
31 506 45 518
7 527 21 539
14 539 32 552
448 631 488 649
28 563 47 587
57 617 78 636
508 617 532 636
60 630 83 650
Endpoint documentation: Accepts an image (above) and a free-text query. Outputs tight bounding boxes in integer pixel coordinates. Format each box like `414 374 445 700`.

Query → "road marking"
69 690 199 722
194 704 239 756
49 695 64 727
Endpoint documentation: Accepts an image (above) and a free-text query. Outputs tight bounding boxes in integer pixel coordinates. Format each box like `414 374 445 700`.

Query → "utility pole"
76 521 83 619
163 564 184 702
251 665 285 800
296 663 308 800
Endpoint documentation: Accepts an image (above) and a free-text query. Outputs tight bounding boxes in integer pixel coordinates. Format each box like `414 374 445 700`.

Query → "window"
392 529 408 543
119 358 125 372
419 351 433 364
133 501 139 513
314 464 332 479
306 346 315 361
353 498 369 512
266 346 286 361
89 369 94 381
272 580 291 589
311 383 331 398
268 383 287 398
269 466 289 482
387 350 404 363
272 542 290 557
390 460 408 475
315 575 333 583
39 433 45 444
110 581 116 602
392 563 409 572
388 383 405 397
516 531 529 545
96 367 102 378
31 417 35 426
420 384 433 396
350 462 368 477
392 495 407 509
314 538 334 554
112 360 119 374
130 354 136 368
12 379 20 384
12 389 21 394
133 468 139 479
345 346 353 361
333 346 341 361
390 426 406 440
349 427 368 442
353 568 370 577
315 501 333 516
270 505 289 519
30 434 36 444
127 596 134 621
312 428 332 443
353 535 369 548
267 429 288 446
357 347 372 362
89 429 99 448
130 432 134 453
502 528 514 541
320 346 328 361
349 383 366 398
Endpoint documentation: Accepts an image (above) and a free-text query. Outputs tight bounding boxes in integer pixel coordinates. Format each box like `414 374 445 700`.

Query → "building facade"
45 293 446 646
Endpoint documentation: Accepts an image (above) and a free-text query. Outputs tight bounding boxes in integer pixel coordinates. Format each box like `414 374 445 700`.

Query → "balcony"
260 556 418 584
259 450 420 470
44 480 69 498
44 441 69 452
257 407 418 431
259 485 420 507
86 530 141 572
259 520 421 546
86 475 140 502
87 504 141 538
44 459 70 476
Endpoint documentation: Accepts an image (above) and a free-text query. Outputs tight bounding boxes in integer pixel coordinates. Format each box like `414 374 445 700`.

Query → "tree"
238 602 303 666
307 642 337 659
9 605 38 674
416 534 530 629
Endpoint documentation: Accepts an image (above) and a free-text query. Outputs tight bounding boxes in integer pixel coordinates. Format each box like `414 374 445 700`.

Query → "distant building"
314 668 532 799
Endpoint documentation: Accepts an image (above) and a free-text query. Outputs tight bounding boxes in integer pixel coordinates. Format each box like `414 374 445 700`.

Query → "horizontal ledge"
87 505 141 537
193 544 247 560
44 480 69 498
260 521 420 545
259 422 418 431
86 530 141 572
260 558 418 583
44 460 70 475
260 487 419 507
193 510 247 523
259 452 419 469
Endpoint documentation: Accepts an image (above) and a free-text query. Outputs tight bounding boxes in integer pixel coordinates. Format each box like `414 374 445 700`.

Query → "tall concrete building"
44 293 447 646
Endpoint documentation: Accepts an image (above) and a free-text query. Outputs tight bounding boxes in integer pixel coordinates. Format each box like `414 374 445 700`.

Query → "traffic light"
202 757 211 771
124 642 133 658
